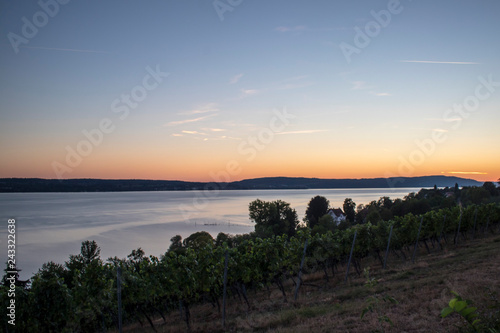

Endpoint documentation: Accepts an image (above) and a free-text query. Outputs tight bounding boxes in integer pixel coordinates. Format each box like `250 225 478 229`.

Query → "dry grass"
118 233 500 333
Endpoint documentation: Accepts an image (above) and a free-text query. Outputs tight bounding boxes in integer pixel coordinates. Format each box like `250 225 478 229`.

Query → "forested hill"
0 176 482 192
231 175 482 189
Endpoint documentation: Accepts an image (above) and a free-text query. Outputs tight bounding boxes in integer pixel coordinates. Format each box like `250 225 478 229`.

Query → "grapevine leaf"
361 306 372 319
441 307 454 318
460 307 476 318
449 298 457 308
454 301 467 312
471 319 481 326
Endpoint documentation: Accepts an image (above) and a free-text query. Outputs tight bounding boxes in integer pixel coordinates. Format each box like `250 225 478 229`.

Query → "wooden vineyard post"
438 215 446 249
294 238 308 301
455 212 462 245
383 224 393 269
345 230 357 284
222 250 229 329
412 217 423 264
472 208 478 240
117 266 123 333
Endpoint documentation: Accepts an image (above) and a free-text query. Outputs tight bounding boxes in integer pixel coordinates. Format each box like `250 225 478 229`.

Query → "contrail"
19 45 110 54
400 60 479 65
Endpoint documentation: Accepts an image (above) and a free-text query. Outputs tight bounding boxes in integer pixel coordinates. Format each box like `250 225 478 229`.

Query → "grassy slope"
121 233 500 333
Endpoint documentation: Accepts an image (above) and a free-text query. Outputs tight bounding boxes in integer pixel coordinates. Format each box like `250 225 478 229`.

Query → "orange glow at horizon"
1 135 497 183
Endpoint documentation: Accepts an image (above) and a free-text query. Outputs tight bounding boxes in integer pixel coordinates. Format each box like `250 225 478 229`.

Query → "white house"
327 208 347 225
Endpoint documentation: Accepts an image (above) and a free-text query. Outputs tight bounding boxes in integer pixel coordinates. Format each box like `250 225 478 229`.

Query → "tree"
461 186 490 205
483 182 498 196
169 235 183 252
343 198 356 223
304 196 330 229
377 196 393 210
66 240 102 277
183 231 214 249
249 199 299 238
366 206 382 224
356 204 369 224
215 232 233 247
30 262 73 331
312 214 336 235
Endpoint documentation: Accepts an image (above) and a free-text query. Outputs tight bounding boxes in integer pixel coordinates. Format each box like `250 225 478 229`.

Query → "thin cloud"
412 127 449 132
165 114 217 126
275 26 341 33
182 130 207 135
275 25 307 32
425 117 463 122
276 129 328 135
202 128 226 132
351 81 369 90
277 75 313 90
400 60 480 65
445 171 488 175
241 89 259 96
20 45 110 54
370 92 391 97
178 103 219 115
230 73 244 84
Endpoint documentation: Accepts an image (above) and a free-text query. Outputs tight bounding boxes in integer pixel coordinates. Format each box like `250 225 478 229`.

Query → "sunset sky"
1 0 499 183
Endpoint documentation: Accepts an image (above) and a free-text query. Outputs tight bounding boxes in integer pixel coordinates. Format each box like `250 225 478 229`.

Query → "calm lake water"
0 188 421 280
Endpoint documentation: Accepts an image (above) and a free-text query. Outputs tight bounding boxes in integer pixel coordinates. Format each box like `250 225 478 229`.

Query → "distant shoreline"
0 175 482 193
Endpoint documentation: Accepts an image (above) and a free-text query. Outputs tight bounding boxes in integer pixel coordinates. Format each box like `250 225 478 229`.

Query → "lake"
0 188 421 280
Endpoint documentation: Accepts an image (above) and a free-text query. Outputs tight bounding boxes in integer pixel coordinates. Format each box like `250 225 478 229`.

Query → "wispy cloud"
400 60 480 65
182 130 206 135
351 81 369 90
444 171 488 175
178 103 219 115
276 129 328 135
277 75 313 90
229 73 244 84
411 127 449 132
276 26 342 33
241 89 259 96
370 92 391 97
202 128 226 132
351 82 390 96
275 25 307 32
165 114 217 126
20 45 110 54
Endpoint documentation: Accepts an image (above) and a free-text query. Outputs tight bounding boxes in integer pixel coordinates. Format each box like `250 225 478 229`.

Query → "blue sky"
1 0 499 182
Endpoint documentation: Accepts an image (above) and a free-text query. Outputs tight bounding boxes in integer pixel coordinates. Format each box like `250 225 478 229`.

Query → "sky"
0 0 499 183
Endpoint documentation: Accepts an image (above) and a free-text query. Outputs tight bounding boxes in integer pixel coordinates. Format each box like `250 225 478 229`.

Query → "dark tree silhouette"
343 198 356 223
304 195 330 229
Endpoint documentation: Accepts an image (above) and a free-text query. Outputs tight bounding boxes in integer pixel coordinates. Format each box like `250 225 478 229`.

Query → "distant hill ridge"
0 175 482 192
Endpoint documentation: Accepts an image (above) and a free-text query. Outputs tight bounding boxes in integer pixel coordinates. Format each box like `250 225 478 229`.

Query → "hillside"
0 175 482 192
120 233 500 332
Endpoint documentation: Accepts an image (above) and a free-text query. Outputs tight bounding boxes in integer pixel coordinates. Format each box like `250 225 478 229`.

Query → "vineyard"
2 201 500 332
